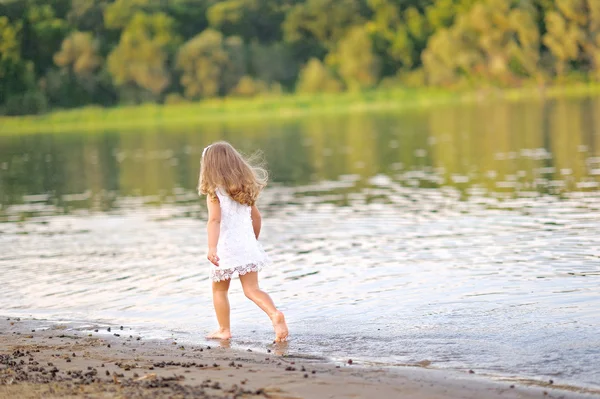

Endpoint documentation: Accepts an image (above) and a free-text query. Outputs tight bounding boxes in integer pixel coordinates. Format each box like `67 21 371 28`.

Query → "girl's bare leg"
207 278 232 339
239 271 288 342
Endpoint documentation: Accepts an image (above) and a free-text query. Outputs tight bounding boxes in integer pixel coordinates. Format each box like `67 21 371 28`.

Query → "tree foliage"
54 31 102 77
283 0 367 61
296 58 343 93
423 0 541 86
2 0 600 115
334 26 381 90
207 0 293 43
107 12 180 101
176 29 245 99
67 0 111 32
0 16 28 102
543 0 600 79
0 16 21 68
104 0 153 30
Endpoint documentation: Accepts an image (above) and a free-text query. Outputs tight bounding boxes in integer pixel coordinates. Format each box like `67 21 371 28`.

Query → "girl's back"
214 188 268 279
215 187 252 234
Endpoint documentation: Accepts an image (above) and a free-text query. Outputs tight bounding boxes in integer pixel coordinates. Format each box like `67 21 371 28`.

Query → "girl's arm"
207 196 221 266
251 205 261 239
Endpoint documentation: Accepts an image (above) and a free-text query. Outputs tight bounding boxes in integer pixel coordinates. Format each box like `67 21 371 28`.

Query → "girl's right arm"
207 195 221 266
251 205 261 239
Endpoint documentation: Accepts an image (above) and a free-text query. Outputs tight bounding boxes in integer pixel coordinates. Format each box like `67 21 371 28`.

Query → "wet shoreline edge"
1 316 598 399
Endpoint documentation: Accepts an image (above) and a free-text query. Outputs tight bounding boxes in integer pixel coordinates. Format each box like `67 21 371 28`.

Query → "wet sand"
1 318 597 399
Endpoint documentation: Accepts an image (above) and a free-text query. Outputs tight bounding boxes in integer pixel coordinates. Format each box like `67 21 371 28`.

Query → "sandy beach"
1 318 597 399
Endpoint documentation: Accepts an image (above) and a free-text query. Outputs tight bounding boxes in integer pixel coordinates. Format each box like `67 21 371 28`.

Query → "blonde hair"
198 141 268 206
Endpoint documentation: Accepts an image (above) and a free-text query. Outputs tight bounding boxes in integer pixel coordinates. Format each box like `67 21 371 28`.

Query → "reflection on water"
1 96 599 389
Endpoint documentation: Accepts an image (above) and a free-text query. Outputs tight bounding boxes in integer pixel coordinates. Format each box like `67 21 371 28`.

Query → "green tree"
22 4 70 78
422 0 541 86
248 41 298 87
366 1 428 74
365 0 462 77
334 26 381 90
107 12 181 101
543 0 600 79
67 0 111 33
296 58 343 93
0 16 22 79
425 0 477 31
47 31 107 108
163 0 212 39
0 16 46 115
54 32 102 78
207 0 294 43
176 29 246 99
104 0 153 30
104 0 211 38
0 17 26 102
366 0 412 73
283 0 368 61
231 75 270 97
3 0 600 114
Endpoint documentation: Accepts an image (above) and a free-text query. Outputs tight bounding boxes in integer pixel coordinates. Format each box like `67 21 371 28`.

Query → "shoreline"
1 317 598 399
2 84 600 135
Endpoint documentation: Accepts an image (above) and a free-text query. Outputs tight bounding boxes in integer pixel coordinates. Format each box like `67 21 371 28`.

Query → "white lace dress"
210 188 271 282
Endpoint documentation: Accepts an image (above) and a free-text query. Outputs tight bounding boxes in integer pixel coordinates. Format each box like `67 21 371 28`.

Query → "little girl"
198 141 288 342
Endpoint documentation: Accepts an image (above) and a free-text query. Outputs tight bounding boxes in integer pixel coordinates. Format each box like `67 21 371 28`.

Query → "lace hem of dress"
211 261 268 282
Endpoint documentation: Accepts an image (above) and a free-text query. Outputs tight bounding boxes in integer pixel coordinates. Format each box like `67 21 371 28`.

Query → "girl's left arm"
251 205 261 239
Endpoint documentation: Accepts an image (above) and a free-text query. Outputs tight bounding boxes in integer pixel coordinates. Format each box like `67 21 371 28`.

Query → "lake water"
1 97 599 391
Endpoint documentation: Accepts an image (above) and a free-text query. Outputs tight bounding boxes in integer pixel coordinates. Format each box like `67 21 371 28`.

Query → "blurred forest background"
1 0 600 116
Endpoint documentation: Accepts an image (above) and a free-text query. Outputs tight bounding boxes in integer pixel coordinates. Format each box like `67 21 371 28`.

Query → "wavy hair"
198 141 268 206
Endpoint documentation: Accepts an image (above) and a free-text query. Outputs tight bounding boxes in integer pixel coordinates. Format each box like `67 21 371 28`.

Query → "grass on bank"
2 84 600 135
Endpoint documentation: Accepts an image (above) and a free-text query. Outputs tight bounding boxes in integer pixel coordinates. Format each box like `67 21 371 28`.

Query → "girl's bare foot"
272 341 289 356
206 329 231 340
270 311 288 342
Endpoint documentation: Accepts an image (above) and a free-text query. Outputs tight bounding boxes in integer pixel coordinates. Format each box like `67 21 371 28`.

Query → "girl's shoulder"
215 187 237 204
215 186 228 198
